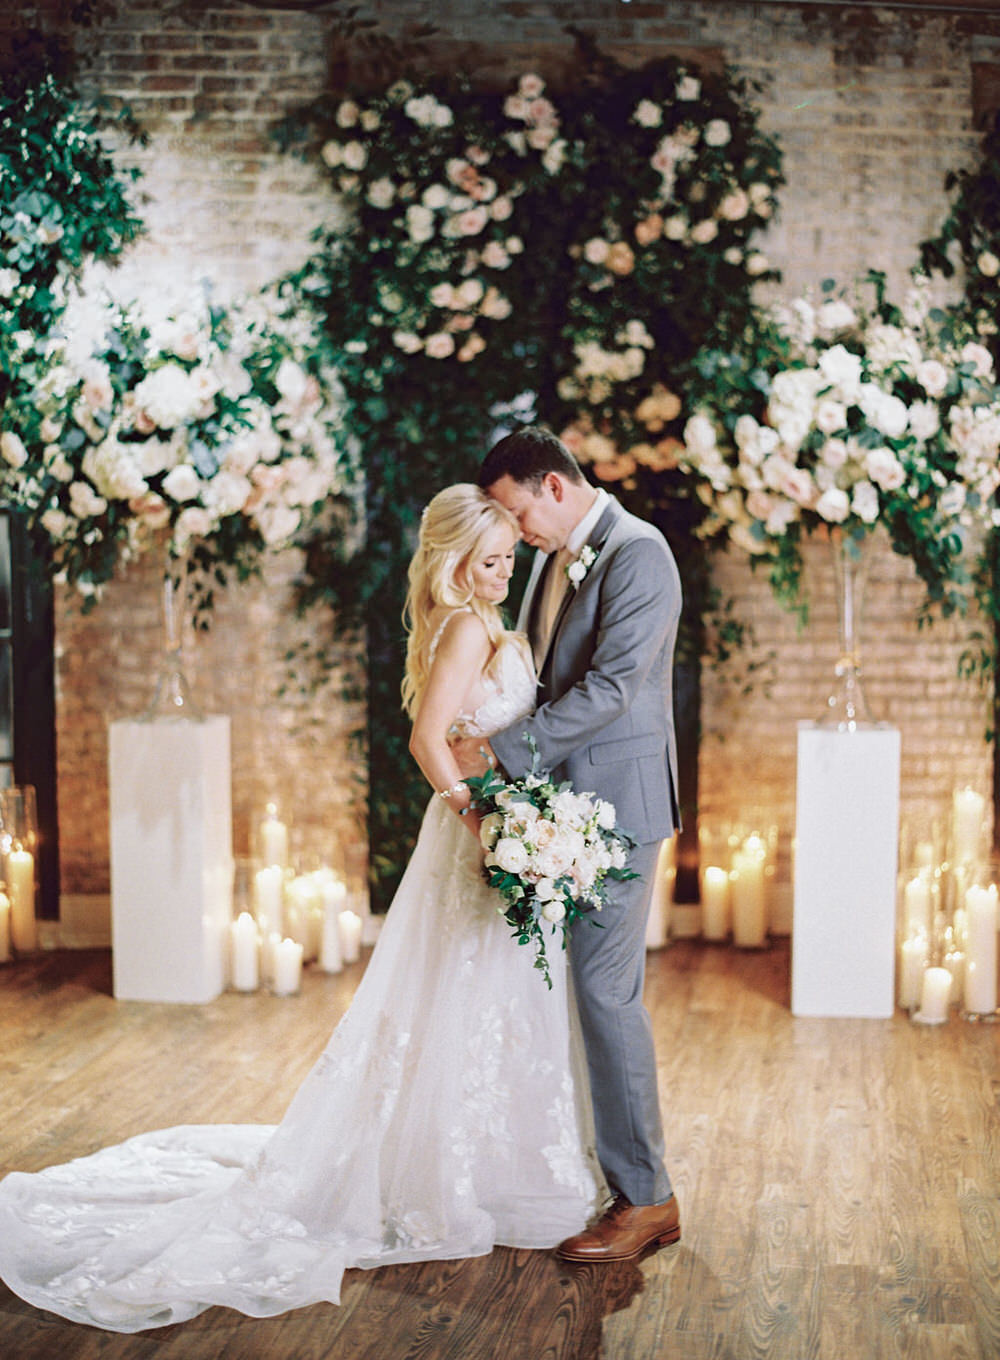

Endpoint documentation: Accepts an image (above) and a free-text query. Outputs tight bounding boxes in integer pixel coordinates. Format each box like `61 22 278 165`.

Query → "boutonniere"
566 544 597 589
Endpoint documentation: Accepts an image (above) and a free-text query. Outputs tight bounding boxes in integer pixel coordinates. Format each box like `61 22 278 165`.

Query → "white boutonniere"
566 544 597 589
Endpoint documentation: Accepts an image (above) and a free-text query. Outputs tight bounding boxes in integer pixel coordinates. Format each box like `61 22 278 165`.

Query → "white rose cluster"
679 279 1000 573
0 284 356 595
474 757 635 986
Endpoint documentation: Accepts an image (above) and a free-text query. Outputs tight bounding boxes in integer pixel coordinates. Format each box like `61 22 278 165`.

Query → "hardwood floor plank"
1 940 999 1358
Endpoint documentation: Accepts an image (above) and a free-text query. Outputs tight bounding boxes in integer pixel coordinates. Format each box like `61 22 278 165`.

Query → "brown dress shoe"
556 1193 681 1262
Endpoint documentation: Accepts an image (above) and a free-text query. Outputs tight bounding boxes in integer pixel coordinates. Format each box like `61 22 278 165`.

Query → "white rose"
595 799 616 830
745 252 770 276
583 237 610 265
422 183 449 210
405 204 435 244
907 400 940 442
683 413 718 454
320 140 343 168
851 481 880 524
718 188 749 221
541 898 567 924
690 218 718 245
704 119 731 147
41 507 71 539
818 344 863 401
68 480 107 518
864 446 905 491
341 140 367 171
0 431 28 469
366 177 395 209
0 268 19 297
917 359 949 398
816 299 857 334
535 876 559 902
961 341 994 379
162 464 202 503
424 332 456 359
663 214 687 240
676 76 701 101
336 99 359 128
815 399 847 435
634 99 662 128
494 836 530 875
255 503 299 547
815 486 850 523
977 250 1000 278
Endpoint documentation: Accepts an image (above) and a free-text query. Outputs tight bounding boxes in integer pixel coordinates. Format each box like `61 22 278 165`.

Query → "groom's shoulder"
604 500 675 558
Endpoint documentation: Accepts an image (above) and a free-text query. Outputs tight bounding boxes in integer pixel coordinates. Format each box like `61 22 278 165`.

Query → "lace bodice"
428 612 535 740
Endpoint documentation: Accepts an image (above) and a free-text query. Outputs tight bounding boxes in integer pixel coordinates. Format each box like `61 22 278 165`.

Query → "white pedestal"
791 723 900 1019
109 717 233 1003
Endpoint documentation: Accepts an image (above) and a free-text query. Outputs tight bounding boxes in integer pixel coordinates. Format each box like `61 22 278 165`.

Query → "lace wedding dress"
0 630 605 1333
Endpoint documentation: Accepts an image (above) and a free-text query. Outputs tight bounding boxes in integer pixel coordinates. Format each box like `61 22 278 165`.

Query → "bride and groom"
0 425 683 1333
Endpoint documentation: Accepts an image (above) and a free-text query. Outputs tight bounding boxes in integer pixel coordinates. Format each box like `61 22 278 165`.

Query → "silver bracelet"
437 780 467 800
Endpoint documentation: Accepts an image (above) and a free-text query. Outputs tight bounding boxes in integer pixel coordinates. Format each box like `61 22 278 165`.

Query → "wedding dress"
0 628 605 1333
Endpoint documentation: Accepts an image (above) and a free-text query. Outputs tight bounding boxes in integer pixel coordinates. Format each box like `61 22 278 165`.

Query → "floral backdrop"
282 36 783 905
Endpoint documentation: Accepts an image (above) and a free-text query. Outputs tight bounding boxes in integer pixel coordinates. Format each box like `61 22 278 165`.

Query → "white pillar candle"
918 966 952 1024
951 788 985 866
963 884 998 1015
913 840 935 869
260 803 289 868
230 911 260 992
0 889 10 963
731 838 767 947
253 864 284 939
899 934 928 1009
261 930 282 986
283 876 313 954
701 865 730 941
338 909 362 964
902 875 932 939
271 937 303 996
7 849 36 953
645 839 676 950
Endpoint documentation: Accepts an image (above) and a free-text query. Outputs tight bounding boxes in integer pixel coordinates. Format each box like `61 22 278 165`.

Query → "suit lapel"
538 498 622 675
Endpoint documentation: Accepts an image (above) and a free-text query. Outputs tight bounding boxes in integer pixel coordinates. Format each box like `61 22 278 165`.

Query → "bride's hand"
451 736 498 779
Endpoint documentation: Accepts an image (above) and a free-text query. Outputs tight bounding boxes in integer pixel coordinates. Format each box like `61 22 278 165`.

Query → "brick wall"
18 0 1000 913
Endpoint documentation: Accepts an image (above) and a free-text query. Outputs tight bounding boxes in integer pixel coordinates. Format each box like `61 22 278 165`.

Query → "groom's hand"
451 737 499 780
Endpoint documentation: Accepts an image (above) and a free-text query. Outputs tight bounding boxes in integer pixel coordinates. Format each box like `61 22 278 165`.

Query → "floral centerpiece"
0 278 358 612
467 744 638 988
679 272 1000 622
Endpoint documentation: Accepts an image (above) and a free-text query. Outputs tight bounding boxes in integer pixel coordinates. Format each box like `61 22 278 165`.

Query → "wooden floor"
0 940 998 1359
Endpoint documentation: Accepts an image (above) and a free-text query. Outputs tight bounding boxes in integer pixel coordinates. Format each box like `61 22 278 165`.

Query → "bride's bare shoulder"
427 607 490 663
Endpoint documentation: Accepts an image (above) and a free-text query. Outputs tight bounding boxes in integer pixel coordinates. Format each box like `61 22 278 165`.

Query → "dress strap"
428 607 473 665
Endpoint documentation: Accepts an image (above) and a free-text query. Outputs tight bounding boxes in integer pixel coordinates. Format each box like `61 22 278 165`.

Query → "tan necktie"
535 546 572 669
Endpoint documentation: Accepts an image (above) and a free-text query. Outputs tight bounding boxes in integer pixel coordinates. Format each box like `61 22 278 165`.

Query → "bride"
0 484 605 1334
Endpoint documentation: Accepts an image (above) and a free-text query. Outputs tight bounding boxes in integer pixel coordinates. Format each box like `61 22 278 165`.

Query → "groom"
453 425 683 1262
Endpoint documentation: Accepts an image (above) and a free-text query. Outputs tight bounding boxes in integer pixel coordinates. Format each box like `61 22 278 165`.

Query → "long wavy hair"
402 484 519 718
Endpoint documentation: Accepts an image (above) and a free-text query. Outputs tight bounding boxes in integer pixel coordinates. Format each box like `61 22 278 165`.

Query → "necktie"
535 546 572 669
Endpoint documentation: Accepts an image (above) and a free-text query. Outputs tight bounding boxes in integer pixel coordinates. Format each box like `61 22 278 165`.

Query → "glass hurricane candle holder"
2 785 38 954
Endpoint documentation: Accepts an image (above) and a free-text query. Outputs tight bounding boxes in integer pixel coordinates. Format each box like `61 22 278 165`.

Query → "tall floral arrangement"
678 273 1000 621
0 279 358 610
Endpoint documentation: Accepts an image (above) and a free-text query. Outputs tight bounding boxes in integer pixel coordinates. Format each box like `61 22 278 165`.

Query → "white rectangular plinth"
792 723 900 1019
109 717 232 1003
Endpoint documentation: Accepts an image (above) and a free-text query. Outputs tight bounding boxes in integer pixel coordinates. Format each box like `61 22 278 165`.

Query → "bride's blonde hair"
402 484 519 718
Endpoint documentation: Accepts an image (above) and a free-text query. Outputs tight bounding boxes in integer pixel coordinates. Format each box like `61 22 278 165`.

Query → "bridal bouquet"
466 741 638 988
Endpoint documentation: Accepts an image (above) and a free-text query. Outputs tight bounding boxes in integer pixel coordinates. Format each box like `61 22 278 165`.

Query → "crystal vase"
816 529 877 729
141 554 204 722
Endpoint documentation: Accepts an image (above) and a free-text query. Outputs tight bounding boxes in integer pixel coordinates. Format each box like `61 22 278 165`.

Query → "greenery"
0 68 144 419
279 29 783 907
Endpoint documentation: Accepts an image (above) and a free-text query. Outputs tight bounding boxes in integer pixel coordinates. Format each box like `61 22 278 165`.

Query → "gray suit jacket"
491 496 682 845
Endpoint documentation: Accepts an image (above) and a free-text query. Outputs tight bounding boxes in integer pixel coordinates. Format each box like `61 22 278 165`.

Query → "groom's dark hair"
478 424 585 492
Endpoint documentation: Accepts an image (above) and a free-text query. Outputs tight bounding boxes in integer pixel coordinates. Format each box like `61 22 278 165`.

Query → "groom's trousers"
569 837 672 1207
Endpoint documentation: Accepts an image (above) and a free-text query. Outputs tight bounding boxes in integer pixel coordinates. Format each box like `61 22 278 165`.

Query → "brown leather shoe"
556 1193 681 1262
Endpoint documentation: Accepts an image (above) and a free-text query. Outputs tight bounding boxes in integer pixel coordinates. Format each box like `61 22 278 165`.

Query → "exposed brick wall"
17 0 999 906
